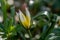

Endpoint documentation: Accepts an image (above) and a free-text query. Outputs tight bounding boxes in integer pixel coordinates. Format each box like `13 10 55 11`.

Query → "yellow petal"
19 9 31 29
19 10 27 27
25 8 31 27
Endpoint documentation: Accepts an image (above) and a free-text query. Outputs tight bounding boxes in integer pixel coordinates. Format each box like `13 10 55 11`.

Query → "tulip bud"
17 7 31 29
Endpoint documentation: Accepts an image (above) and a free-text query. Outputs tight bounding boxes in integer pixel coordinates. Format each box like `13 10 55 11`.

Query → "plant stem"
28 30 32 40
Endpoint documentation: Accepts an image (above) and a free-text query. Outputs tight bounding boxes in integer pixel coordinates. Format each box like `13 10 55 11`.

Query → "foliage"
0 0 60 40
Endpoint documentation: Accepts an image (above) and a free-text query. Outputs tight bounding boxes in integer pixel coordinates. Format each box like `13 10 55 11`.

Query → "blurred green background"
0 0 60 40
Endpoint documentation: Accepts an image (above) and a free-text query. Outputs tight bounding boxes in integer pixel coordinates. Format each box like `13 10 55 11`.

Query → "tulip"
17 7 31 29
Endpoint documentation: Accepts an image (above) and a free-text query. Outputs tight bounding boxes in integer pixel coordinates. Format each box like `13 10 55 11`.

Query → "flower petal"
25 7 31 27
19 10 26 22
25 7 31 20
19 10 28 27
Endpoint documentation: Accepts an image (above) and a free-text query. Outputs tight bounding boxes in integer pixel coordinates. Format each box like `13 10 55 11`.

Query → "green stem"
1 0 8 33
28 30 32 40
10 6 15 25
1 0 7 23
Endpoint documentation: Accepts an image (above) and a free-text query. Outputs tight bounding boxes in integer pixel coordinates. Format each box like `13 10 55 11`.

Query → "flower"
17 7 31 29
